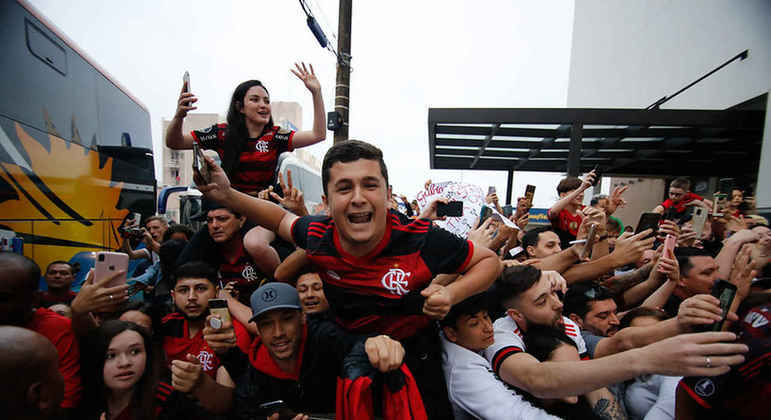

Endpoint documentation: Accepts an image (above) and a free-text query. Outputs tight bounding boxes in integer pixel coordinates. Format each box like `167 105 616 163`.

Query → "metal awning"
428 99 766 179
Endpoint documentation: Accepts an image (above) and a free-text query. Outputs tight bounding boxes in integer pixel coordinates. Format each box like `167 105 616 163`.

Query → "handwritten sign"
416 182 519 238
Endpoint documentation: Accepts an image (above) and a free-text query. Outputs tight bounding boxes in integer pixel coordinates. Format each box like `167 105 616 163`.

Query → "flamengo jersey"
217 238 264 304
160 312 251 378
483 315 588 377
191 123 295 194
291 210 474 340
548 207 584 237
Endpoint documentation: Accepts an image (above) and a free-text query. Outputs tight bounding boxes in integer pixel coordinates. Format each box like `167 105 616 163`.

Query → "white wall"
567 0 770 109
567 0 771 219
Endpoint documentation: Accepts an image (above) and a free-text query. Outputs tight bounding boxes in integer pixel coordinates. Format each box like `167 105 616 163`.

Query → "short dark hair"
556 177 582 194
439 292 490 328
0 252 40 291
162 224 194 242
669 177 691 191
618 307 668 330
523 325 578 362
495 265 542 310
321 140 389 195
563 283 615 319
171 261 218 288
674 247 712 277
521 227 554 255
45 260 73 274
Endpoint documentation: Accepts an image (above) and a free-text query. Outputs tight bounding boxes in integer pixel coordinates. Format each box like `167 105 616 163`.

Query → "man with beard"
159 261 251 378
483 265 749 402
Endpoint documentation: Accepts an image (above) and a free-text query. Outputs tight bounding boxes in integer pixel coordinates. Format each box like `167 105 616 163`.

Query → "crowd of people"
1 66 768 420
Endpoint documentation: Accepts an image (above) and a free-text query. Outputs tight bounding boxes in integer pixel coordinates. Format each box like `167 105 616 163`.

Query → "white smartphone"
94 252 128 288
183 71 190 93
691 207 708 237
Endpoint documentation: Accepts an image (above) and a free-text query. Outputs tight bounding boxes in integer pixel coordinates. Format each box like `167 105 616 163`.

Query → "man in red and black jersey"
159 261 251 380
196 139 501 418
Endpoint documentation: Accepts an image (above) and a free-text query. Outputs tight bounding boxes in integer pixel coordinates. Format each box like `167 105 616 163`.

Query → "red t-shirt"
548 207 584 237
159 313 251 378
25 308 82 409
191 123 295 194
661 192 703 214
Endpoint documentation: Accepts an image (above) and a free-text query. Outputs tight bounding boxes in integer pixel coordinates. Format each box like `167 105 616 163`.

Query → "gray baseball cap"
248 282 302 322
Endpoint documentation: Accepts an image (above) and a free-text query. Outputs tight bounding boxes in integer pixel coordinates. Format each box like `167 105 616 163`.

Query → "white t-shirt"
483 315 588 376
440 333 559 420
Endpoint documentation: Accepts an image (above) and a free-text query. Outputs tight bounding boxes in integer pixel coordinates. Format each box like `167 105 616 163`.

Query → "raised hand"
174 79 197 119
418 198 448 221
270 170 308 216
71 269 129 314
610 230 656 266
290 62 321 94
195 155 231 203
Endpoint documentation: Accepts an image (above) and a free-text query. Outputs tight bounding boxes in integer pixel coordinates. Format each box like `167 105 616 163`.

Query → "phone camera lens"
98 254 105 262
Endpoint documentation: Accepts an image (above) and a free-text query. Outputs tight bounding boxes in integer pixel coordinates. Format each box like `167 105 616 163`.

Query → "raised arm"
165 78 197 150
594 294 726 359
497 331 746 399
562 230 654 285
289 62 326 148
196 155 298 244
548 171 595 219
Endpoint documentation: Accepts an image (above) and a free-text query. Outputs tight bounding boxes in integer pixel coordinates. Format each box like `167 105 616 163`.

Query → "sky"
27 0 577 207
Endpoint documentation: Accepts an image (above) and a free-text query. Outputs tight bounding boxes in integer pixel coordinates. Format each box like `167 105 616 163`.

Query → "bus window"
25 19 67 75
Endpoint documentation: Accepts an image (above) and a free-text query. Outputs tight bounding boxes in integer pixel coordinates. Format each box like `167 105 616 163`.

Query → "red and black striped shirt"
191 123 295 194
291 210 474 340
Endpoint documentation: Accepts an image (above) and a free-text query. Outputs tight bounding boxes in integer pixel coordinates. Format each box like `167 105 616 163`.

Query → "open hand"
291 62 321 93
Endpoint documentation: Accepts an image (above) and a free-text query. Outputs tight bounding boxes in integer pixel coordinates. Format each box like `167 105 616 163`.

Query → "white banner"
416 182 518 238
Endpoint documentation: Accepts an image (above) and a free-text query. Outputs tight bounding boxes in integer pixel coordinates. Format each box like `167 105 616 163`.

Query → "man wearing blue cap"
219 282 407 419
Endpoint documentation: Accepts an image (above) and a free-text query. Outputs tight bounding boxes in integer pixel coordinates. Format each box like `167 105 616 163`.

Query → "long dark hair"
83 320 159 420
222 80 274 176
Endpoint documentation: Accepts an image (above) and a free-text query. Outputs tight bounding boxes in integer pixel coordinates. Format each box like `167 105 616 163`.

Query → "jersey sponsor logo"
744 311 769 328
197 350 215 371
694 378 715 397
199 133 218 141
381 268 411 296
255 140 269 153
241 264 260 283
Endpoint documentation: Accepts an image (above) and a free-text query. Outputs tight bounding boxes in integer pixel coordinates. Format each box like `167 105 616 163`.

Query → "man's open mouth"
348 212 372 224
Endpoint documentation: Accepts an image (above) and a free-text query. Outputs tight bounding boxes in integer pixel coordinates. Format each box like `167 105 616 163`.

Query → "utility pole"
333 0 352 143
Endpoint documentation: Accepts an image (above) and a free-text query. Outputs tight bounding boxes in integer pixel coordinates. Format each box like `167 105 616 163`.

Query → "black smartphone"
437 201 463 217
524 184 536 207
258 400 297 420
718 178 734 194
488 186 496 195
636 212 661 237
478 205 493 228
591 164 600 186
698 279 737 332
